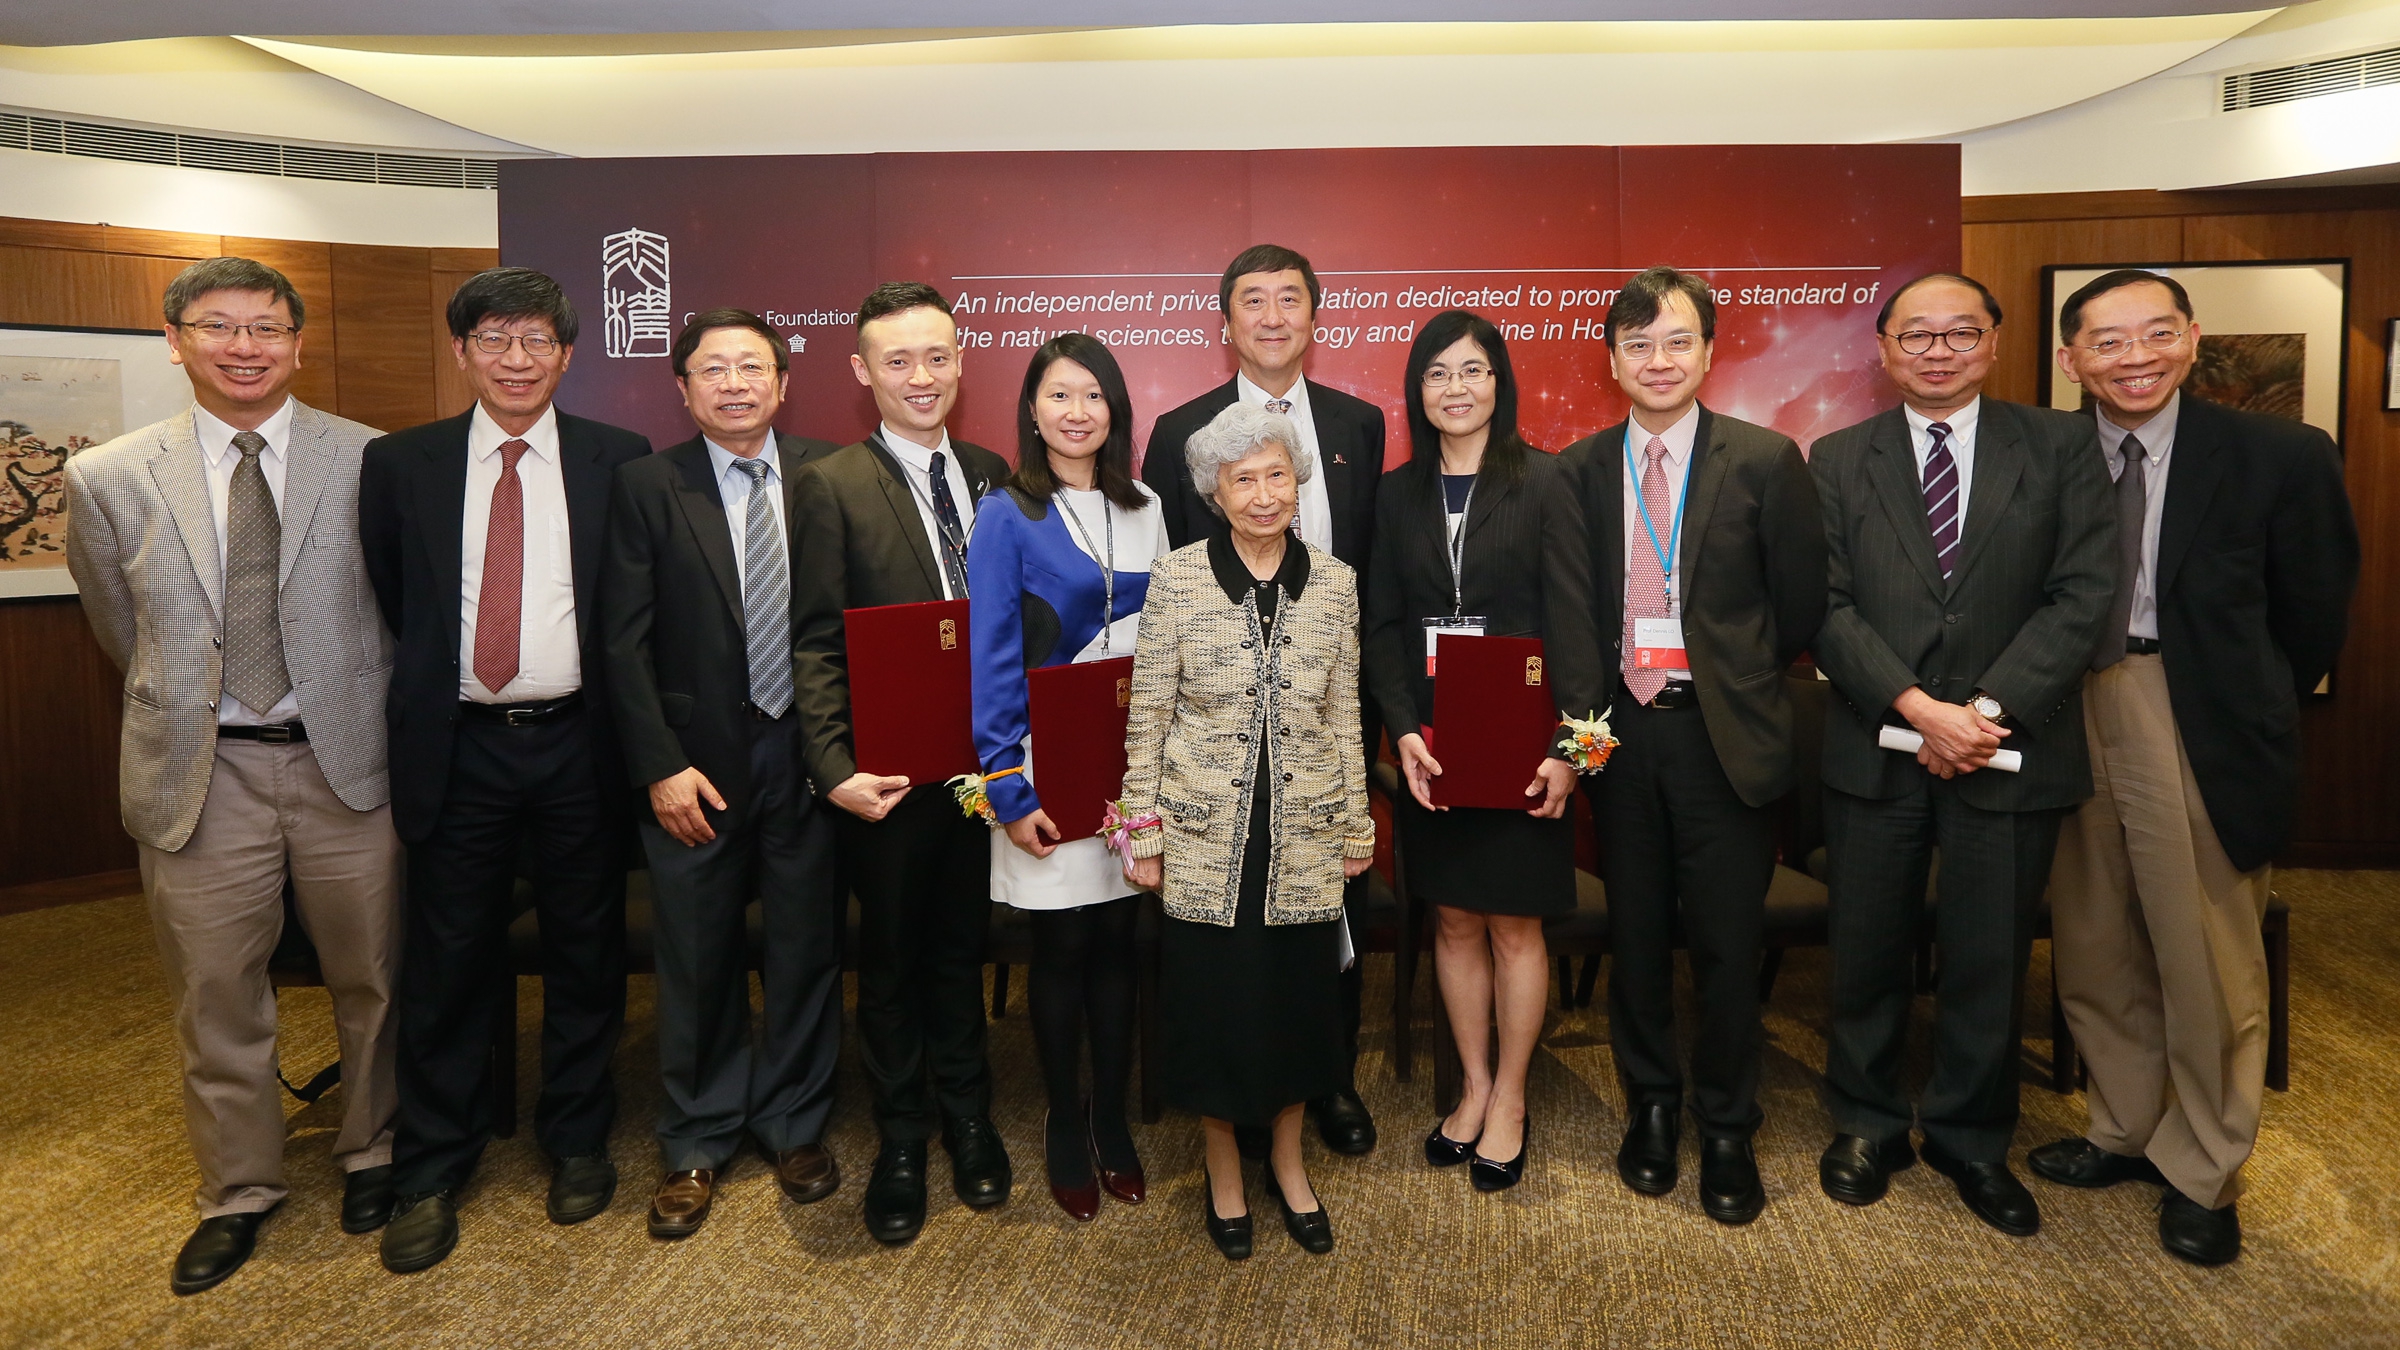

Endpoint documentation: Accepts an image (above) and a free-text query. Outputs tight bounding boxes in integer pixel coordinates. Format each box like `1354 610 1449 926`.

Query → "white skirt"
989 736 1138 911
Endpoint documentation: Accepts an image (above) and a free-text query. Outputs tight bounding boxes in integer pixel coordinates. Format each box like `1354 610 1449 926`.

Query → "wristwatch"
1969 691 2008 725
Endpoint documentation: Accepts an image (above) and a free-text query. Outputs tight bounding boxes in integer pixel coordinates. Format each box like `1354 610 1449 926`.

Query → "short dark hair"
856 281 953 348
1877 271 2004 334
162 257 305 330
446 266 578 346
670 308 788 379
2058 268 2193 342
1403 309 1533 482
1604 266 1716 343
1009 333 1146 512
1218 245 1322 319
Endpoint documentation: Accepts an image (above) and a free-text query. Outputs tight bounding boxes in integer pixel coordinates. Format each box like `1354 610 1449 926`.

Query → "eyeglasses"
688 360 776 386
2068 328 2188 362
1887 326 1991 356
1422 362 1494 388
469 331 563 357
1615 334 1704 361
176 320 296 346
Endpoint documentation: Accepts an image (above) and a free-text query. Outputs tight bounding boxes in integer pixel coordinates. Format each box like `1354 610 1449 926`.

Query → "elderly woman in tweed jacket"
1120 400 1374 1261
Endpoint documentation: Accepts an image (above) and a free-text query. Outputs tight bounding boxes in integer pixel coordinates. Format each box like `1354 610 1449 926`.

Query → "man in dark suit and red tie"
363 269 651 1272
2031 270 2356 1265
1144 244 1385 1156
1809 272 2115 1238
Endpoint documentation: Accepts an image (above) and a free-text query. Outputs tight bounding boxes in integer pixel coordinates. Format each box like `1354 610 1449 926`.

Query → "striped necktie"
221 430 291 714
1923 421 1962 581
729 457 793 718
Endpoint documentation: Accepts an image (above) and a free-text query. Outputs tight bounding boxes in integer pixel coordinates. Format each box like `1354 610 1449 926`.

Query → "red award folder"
1426 634 1558 810
843 599 977 784
1026 656 1136 840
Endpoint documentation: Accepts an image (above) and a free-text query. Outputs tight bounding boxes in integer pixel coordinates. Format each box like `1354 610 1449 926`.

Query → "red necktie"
473 439 529 696
1621 436 1672 705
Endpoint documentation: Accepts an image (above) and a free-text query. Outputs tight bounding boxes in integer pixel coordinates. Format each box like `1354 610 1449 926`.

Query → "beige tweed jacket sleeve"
64 403 393 852
1120 541 1374 927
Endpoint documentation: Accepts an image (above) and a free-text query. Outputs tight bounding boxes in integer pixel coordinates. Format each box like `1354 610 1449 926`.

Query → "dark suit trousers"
1596 697 1774 1138
392 707 625 1195
640 712 843 1172
1822 778 2065 1162
843 786 994 1140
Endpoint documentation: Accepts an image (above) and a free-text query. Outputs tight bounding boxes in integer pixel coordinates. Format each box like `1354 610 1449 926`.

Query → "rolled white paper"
1879 725 2023 773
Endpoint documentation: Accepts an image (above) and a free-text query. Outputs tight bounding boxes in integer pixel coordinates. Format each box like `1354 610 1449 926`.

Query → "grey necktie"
2093 431 2148 672
731 458 794 718
221 430 292 714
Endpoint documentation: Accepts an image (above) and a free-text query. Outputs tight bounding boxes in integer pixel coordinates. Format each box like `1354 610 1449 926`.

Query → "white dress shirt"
1904 396 1982 529
1236 373 1335 550
1621 403 1700 680
193 398 301 726
2096 390 2179 643
877 423 976 600
706 432 786 600
460 402 579 702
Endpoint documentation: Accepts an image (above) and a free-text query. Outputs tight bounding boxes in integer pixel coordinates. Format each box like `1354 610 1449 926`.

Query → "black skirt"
1155 771 1347 1127
1396 792 1576 917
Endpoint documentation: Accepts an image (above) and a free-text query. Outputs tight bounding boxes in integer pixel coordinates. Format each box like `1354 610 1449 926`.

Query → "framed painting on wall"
0 323 189 599
2037 259 2350 451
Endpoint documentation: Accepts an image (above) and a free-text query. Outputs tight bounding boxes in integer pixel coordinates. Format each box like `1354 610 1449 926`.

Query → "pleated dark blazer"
1810 397 2115 812
1142 377 1385 573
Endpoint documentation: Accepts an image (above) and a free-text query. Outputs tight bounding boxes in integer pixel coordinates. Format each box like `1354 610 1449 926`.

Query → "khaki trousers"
2050 654 2270 1209
138 738 403 1217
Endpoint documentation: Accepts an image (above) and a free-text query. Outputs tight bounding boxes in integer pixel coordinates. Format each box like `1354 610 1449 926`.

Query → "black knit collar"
1207 527 1310 608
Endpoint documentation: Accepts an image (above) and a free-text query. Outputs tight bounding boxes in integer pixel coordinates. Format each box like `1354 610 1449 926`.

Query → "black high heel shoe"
1262 1168 1334 1254
1203 1182 1253 1260
1470 1117 1530 1193
1424 1121 1481 1168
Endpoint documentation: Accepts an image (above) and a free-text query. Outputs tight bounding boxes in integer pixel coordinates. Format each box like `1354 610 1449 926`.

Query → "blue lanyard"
1624 429 1689 607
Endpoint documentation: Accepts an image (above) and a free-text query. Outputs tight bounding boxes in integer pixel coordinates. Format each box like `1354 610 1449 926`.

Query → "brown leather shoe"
647 1169 715 1240
772 1144 841 1205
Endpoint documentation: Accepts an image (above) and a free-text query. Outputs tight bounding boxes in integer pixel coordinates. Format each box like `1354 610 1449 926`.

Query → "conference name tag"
1423 616 1486 676
1631 615 1689 671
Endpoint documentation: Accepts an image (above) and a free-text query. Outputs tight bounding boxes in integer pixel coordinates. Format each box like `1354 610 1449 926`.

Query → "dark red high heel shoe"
1044 1111 1099 1221
1087 1098 1146 1204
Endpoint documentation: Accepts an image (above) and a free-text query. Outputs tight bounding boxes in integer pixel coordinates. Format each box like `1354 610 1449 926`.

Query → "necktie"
221 430 291 715
730 458 794 719
2094 432 2148 671
1264 397 1293 415
473 438 529 696
1923 421 1962 581
1621 436 1673 706
927 450 971 599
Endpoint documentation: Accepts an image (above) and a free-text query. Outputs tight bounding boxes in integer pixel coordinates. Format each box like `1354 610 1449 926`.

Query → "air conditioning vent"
2222 45 2400 111
0 107 500 189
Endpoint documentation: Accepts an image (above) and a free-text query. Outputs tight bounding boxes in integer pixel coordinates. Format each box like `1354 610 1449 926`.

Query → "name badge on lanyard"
1632 615 1688 670
1424 616 1486 677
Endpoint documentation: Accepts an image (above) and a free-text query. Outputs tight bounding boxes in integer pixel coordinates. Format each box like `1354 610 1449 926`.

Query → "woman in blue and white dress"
966 333 1168 1222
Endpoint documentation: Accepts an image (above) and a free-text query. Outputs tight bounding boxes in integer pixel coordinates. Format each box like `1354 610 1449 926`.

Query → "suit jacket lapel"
1947 404 2024 596
421 413 472 665
864 431 945 596
1460 458 1516 551
1678 407 1730 599
1307 386 1357 559
556 413 614 651
1592 424 1627 650
2155 396 2225 602
1865 408 1946 598
277 404 333 587
668 441 744 623
147 412 221 622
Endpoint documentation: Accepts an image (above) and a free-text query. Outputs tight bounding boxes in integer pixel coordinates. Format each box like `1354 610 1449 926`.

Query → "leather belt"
1626 681 1699 710
219 721 307 744
459 690 583 726
2125 637 2162 655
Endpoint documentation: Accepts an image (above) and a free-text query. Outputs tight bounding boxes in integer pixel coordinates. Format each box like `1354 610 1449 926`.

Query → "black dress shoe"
548 1154 618 1225
1819 1132 1916 1207
1423 1122 1479 1168
1203 1186 1254 1261
1263 1169 1334 1253
341 1164 397 1234
1616 1102 1680 1196
1700 1137 1765 1225
1234 1123 1271 1162
1311 1089 1377 1156
1470 1117 1529 1194
379 1192 458 1274
2027 1137 2165 1190
1921 1139 2040 1237
171 1207 273 1296
2160 1190 2241 1266
864 1139 929 1245
941 1116 1013 1209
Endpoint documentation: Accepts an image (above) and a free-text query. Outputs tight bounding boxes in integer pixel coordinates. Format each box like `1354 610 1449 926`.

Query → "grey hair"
1184 400 1314 516
163 257 306 330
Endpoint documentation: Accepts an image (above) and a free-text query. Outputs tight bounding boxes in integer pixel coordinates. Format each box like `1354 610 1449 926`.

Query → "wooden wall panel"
0 599 133 887
427 250 500 422
226 236 341 413
328 243 435 436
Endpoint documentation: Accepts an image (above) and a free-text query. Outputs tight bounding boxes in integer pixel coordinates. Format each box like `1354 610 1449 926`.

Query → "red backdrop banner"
501 145 1959 464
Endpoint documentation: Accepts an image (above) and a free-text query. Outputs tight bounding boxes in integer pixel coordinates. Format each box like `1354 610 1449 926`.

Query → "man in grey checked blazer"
63 258 402 1297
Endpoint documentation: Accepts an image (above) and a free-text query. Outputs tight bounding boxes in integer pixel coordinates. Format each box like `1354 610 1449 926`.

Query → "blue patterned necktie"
1922 421 1961 581
730 457 793 718
927 450 971 599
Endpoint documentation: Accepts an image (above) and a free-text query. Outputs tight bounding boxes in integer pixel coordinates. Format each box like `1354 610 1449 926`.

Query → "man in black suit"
2030 271 2356 1265
1143 243 1384 1155
361 269 649 1272
600 309 847 1242
790 282 1013 1245
1811 272 2114 1237
1559 266 1826 1225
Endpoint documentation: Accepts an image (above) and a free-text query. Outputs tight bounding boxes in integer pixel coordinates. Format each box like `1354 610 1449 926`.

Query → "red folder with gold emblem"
844 599 977 784
1426 634 1558 810
1026 655 1137 839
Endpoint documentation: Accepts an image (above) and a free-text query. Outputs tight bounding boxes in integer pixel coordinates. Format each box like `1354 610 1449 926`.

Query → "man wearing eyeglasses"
359 268 654 1272
1558 266 1827 1225
1143 244 1385 1157
64 257 402 1295
2031 270 2354 1266
1809 272 2114 1238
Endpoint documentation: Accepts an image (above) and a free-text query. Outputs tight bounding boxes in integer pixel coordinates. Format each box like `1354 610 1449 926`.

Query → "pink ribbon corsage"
1557 710 1620 775
1098 798 1161 857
